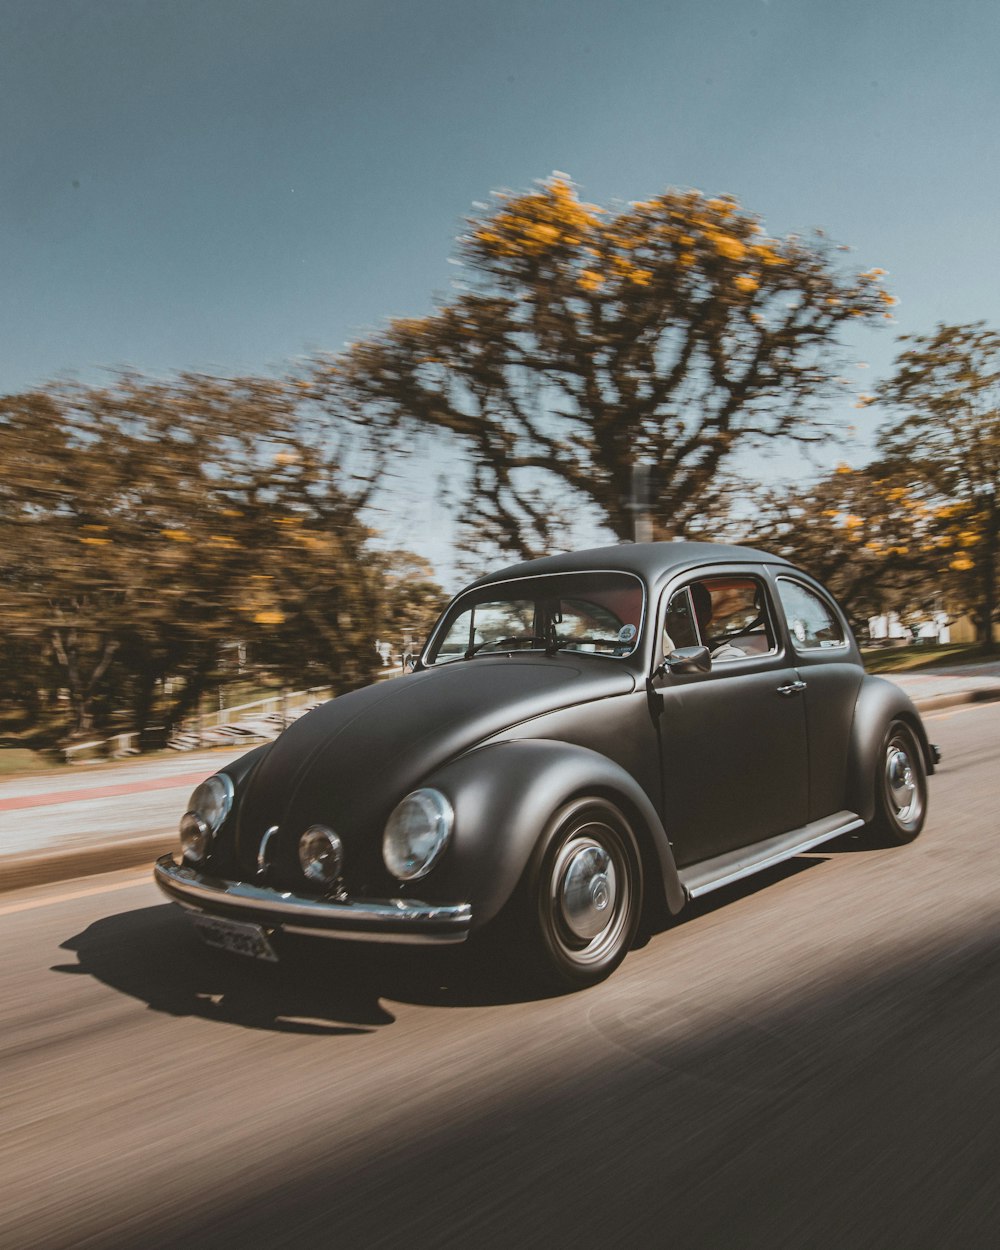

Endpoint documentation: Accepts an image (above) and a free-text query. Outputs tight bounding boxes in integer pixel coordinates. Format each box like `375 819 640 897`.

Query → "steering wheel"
710 612 765 649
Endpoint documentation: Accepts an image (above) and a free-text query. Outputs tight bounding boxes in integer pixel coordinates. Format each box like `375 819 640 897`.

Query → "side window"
663 576 776 663
662 587 700 653
776 579 846 651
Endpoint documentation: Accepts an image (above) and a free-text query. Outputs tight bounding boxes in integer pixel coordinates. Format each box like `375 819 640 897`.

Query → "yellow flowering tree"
316 175 892 557
753 466 962 633
876 323 1000 650
0 374 389 745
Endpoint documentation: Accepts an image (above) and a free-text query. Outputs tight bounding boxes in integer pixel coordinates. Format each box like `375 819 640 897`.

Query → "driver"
691 582 746 662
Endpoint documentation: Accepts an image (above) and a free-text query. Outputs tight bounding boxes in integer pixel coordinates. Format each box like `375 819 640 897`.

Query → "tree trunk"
50 629 120 738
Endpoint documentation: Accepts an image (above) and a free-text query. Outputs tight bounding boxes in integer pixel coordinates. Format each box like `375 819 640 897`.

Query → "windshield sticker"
618 624 637 643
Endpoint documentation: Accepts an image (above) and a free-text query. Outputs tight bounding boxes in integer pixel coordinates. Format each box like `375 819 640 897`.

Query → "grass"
861 642 992 673
0 748 56 777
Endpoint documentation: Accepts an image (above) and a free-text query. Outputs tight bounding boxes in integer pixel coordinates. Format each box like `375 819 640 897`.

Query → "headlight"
180 773 234 864
299 824 344 885
383 788 454 881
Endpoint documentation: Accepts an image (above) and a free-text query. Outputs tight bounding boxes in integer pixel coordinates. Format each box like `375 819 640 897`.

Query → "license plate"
192 914 278 962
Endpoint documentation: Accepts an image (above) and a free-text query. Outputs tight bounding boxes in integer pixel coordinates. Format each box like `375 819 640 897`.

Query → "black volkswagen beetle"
154 541 936 990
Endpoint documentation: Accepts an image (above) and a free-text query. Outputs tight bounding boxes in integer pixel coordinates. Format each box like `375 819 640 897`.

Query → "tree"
375 549 447 660
876 323 1000 651
313 175 894 558
0 372 388 745
752 464 960 634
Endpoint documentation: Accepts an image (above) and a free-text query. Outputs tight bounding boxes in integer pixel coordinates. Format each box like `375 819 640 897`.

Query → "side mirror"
406 655 421 673
665 645 711 675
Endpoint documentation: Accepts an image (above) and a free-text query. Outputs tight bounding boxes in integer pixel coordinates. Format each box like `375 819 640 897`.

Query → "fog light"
180 812 211 864
298 825 343 885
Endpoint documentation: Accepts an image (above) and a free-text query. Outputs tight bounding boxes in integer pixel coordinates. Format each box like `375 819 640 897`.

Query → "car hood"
232 655 635 885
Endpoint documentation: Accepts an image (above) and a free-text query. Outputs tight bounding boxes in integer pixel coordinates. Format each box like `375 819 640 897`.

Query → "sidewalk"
883 659 1000 712
3 664 999 894
0 749 245 893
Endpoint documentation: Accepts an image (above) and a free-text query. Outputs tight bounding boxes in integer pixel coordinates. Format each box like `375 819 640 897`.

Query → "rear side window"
776 579 846 651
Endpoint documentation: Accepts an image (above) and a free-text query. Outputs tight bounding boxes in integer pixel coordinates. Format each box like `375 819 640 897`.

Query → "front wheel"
523 798 643 991
868 720 928 846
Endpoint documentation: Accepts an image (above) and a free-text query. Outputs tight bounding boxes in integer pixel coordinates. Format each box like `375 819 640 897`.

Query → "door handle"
776 680 807 696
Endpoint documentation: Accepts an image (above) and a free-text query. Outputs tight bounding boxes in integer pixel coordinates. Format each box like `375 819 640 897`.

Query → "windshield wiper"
464 635 548 659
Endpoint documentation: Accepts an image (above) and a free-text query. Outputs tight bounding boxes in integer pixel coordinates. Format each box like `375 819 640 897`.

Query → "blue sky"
4 0 999 574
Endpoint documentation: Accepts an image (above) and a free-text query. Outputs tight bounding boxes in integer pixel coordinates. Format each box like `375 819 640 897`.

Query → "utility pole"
630 463 654 544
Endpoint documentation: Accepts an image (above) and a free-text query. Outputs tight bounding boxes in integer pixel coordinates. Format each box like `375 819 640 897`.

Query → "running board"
677 811 865 900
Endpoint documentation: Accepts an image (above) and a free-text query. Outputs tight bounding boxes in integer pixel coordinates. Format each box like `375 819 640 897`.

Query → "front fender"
416 739 685 931
221 741 272 791
847 676 936 822
210 743 273 865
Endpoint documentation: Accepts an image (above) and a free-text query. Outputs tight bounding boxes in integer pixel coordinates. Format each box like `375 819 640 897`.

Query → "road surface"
1 702 998 1248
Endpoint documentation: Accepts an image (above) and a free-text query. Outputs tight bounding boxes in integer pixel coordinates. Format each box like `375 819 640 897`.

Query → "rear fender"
847 676 936 822
420 739 685 931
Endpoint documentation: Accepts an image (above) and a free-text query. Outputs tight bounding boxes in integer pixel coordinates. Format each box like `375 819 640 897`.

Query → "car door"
769 572 865 821
651 566 810 868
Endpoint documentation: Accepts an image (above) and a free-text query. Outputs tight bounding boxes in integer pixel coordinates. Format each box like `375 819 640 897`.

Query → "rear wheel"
524 798 643 991
868 720 927 846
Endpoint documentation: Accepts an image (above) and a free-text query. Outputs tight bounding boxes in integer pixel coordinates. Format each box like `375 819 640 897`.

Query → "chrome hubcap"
552 834 623 945
885 739 921 826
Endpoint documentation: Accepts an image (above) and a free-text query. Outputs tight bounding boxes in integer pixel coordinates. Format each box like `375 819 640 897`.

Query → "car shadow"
655 852 829 931
55 849 860 1033
53 901 554 1034
657 832 879 937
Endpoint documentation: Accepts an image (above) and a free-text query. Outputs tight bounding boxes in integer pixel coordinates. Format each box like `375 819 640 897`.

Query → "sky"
3 0 999 579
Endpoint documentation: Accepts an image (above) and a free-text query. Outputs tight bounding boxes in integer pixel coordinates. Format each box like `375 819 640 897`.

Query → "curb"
0 833 175 895
3 687 999 895
908 687 1000 714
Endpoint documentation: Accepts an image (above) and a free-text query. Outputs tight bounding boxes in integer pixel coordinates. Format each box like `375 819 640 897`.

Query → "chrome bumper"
153 855 472 945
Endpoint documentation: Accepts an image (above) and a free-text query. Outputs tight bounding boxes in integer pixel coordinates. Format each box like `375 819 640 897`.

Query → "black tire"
868 720 928 846
521 797 643 991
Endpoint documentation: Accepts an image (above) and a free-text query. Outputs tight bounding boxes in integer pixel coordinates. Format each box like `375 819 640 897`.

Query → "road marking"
0 871 151 918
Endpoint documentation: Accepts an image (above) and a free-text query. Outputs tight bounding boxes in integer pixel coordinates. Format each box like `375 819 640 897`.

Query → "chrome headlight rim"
383 787 454 882
180 812 211 864
298 824 344 886
180 772 235 864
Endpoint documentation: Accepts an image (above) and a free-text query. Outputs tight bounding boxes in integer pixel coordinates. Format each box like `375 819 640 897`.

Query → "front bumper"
153 855 473 945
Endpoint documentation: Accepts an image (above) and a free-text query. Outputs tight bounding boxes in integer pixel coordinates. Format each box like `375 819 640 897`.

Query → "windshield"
425 571 645 664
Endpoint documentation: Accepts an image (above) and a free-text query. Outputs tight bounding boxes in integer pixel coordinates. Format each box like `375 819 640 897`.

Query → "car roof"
468 540 793 590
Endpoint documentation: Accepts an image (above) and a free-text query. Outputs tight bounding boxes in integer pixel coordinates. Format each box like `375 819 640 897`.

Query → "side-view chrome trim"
677 811 865 899
153 855 472 945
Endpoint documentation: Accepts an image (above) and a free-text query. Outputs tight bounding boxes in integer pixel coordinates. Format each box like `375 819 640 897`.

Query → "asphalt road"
2 702 998 1250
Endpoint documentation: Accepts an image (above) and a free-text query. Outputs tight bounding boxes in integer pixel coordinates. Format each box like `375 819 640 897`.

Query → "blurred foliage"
0 373 441 746
753 463 965 632
875 323 999 649
376 548 448 648
307 175 893 558
754 323 1000 644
